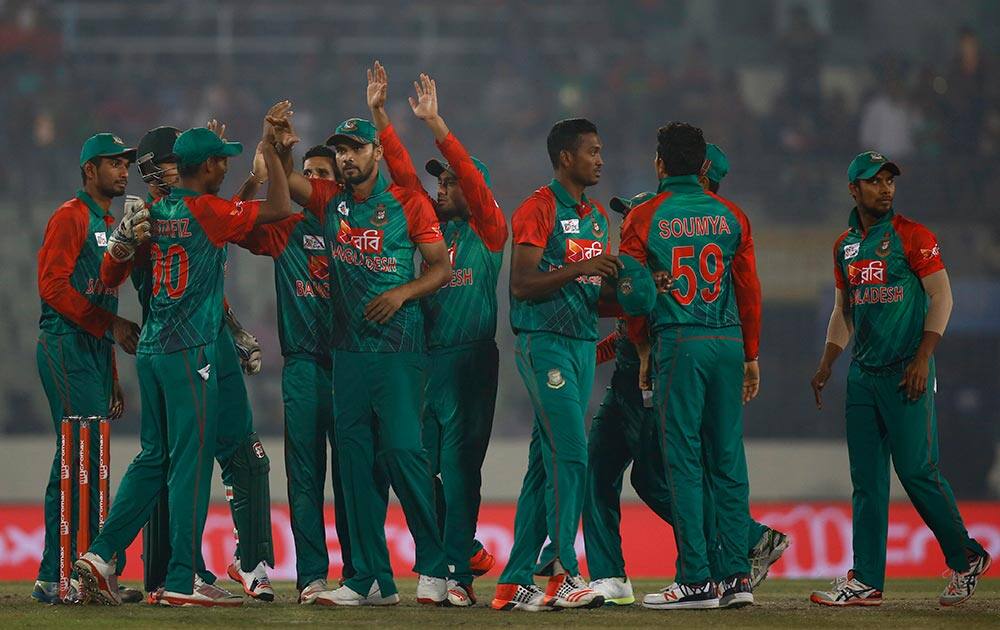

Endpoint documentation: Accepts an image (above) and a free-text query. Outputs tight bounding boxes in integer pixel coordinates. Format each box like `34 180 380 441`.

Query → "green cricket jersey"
509 180 610 342
238 210 331 357
378 125 508 349
305 175 443 353
137 188 259 354
38 190 119 340
833 208 944 369
620 175 761 360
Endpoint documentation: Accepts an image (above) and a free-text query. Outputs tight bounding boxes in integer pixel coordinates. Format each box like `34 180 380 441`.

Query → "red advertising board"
1 502 997 581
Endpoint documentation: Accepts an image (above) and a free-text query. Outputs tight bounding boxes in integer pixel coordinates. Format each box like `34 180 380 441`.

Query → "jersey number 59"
670 243 724 305
150 243 190 299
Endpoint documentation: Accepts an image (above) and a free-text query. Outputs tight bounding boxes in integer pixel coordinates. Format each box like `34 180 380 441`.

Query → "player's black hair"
177 159 204 178
80 157 102 185
303 144 335 163
547 118 598 169
657 122 706 177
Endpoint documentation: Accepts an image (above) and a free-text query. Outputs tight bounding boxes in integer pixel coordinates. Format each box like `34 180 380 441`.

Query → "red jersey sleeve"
188 195 261 247
710 193 761 361
511 189 556 248
37 203 115 338
597 298 625 318
619 193 665 265
437 133 508 252
595 330 620 365
236 214 303 258
379 124 427 194
894 216 945 278
304 178 340 222
832 231 849 290
398 189 444 244
625 315 649 347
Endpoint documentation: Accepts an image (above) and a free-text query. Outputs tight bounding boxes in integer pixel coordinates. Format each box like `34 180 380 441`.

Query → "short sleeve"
399 190 443 244
189 195 261 246
511 192 555 248
898 220 945 278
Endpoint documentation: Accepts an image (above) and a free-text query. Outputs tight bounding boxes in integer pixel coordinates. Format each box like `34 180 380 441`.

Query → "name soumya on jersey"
620 174 761 361
833 208 944 370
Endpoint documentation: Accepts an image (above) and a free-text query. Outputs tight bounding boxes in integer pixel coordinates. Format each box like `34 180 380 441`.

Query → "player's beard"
343 161 375 187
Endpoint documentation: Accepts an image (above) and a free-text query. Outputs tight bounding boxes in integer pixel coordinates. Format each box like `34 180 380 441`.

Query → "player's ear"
847 181 858 201
372 143 384 162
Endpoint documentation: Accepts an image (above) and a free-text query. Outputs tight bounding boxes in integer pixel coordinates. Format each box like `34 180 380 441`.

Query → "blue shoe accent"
31 581 59 604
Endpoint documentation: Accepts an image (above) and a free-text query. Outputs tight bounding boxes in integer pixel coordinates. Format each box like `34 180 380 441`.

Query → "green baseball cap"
325 118 378 147
172 127 243 166
79 133 137 166
609 191 655 216
702 143 729 183
847 150 901 182
425 156 492 188
616 254 656 316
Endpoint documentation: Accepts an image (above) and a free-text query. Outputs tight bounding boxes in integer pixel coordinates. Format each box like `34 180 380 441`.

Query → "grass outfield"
1 578 998 628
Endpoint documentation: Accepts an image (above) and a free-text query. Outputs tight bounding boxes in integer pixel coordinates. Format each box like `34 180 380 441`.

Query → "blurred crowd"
2 1 998 493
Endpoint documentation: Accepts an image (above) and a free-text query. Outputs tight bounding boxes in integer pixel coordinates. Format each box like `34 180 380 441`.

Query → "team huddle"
34 61 991 611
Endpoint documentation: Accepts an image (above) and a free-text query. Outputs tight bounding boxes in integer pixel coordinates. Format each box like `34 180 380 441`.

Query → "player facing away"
32 133 142 604
276 110 452 606
493 118 620 612
99 122 276 603
75 120 294 607
621 123 762 610
809 151 991 607
236 143 359 604
367 64 506 606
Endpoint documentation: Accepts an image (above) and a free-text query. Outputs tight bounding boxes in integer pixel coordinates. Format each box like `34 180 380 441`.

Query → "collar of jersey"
348 173 389 203
76 188 112 220
169 186 201 199
657 175 701 194
848 206 895 235
548 178 592 214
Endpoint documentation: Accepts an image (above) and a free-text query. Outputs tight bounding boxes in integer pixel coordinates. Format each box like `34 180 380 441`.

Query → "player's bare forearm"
510 244 599 301
407 241 451 300
255 145 292 224
913 331 941 363
370 105 391 131
818 341 844 370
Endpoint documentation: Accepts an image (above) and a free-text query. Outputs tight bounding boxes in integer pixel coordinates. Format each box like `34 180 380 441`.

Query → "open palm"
408 73 438 120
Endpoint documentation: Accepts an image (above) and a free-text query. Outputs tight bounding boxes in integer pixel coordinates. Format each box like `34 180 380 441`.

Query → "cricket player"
101 123 275 602
32 133 141 604
809 151 991 607
236 142 359 603
75 118 293 607
366 64 505 606
275 109 452 606
493 117 618 612
621 122 761 610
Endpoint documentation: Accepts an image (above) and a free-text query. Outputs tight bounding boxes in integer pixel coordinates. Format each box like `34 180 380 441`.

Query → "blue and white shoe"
31 579 79 604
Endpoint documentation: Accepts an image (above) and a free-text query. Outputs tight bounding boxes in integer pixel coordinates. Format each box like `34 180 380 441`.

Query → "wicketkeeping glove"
108 195 151 262
224 306 262 375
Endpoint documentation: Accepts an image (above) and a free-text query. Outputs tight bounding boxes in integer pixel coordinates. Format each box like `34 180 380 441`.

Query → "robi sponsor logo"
847 259 886 286
336 219 383 254
564 238 603 264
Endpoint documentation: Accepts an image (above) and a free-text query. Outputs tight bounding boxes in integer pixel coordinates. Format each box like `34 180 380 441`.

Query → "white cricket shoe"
315 581 399 607
160 577 243 607
589 576 635 606
298 578 328 605
545 573 604 608
643 580 719 610
416 574 448 605
809 572 882 606
446 579 476 607
227 559 274 601
940 551 991 607
749 527 791 589
74 552 121 606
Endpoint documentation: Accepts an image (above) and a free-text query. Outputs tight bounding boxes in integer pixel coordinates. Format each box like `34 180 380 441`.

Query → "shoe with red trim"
810 571 882 607
159 578 243 607
491 583 555 612
227 560 275 601
470 547 496 577
940 551 991 607
74 552 121 606
447 580 476 607
544 573 604 609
